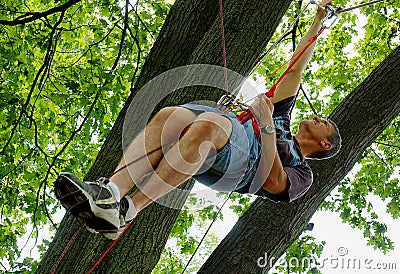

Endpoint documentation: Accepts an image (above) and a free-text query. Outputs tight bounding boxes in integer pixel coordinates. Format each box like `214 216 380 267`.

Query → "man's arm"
270 2 331 104
249 95 287 195
262 152 288 195
251 2 333 197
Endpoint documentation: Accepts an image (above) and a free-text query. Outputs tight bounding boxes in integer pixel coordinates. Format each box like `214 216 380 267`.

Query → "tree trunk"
38 0 293 273
198 46 400 273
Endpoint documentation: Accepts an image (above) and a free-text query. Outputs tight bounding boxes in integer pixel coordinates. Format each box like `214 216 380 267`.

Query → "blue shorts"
182 103 261 192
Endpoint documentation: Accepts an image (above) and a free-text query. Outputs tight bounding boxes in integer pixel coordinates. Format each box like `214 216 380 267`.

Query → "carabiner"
321 5 339 29
325 4 336 19
217 94 234 107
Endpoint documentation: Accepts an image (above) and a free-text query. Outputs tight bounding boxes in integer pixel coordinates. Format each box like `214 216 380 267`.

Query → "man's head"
297 116 341 160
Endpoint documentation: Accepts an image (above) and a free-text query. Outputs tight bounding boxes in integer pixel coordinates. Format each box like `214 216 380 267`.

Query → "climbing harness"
51 0 387 273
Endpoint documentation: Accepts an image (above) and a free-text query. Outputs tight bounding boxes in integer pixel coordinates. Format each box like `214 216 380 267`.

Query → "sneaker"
102 196 133 240
54 172 120 233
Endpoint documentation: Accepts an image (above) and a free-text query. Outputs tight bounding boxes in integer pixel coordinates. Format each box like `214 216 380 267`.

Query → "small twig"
57 19 122 69
43 182 57 229
0 260 7 272
373 141 400 149
30 117 52 168
1 11 65 154
29 28 63 126
109 0 130 72
1 148 35 179
370 147 390 169
134 7 155 41
128 24 142 92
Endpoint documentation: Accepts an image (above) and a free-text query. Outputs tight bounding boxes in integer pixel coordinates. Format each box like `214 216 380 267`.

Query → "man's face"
299 116 336 143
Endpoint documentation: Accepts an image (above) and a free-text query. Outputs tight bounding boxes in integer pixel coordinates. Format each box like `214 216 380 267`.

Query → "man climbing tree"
54 1 341 240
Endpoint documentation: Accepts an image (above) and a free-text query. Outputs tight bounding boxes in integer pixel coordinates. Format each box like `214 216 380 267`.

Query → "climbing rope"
50 226 82 274
248 0 316 78
87 219 137 273
337 0 385 14
219 0 230 99
221 0 387 120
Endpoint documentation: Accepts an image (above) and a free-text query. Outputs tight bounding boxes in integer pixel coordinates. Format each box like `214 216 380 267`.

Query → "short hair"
307 119 342 160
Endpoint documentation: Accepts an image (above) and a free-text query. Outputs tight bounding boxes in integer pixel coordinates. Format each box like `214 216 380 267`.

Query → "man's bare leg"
109 107 197 198
128 112 232 212
54 108 232 237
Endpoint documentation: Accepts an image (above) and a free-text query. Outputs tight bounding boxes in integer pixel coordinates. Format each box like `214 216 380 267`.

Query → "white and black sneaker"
54 172 120 233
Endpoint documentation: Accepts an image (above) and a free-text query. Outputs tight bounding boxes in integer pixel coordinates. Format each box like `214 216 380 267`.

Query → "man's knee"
151 107 198 139
191 112 232 149
196 112 232 133
152 107 179 124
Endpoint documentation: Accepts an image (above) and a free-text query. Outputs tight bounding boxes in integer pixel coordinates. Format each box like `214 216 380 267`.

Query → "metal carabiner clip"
322 5 339 29
217 94 234 107
322 14 338 29
325 4 336 19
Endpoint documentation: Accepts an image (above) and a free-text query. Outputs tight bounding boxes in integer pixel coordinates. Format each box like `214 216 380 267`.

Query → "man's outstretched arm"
271 1 331 104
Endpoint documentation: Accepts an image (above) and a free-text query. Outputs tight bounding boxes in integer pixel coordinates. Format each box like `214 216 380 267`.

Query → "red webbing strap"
237 108 261 136
88 219 137 274
265 26 326 98
236 26 327 130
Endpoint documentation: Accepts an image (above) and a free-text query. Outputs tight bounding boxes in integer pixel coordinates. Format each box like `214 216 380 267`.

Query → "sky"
204 182 400 274
311 198 400 274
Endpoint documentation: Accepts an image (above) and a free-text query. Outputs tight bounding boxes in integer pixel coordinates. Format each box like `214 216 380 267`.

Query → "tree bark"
38 0 293 273
198 46 400 273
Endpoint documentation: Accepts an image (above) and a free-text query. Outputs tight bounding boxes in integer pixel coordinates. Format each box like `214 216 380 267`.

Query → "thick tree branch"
0 0 81 26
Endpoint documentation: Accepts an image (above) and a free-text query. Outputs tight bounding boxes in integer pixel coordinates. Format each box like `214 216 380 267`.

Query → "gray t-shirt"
238 96 313 202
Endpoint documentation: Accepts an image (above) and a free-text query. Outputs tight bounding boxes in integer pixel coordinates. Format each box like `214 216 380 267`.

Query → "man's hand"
250 94 274 128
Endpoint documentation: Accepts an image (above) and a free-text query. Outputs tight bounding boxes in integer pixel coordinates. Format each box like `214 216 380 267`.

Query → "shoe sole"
54 173 119 233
